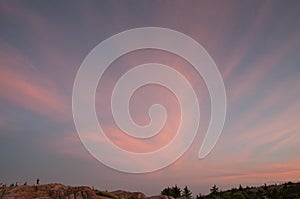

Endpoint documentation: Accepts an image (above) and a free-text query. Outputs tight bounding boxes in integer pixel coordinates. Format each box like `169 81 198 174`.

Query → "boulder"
111 190 146 199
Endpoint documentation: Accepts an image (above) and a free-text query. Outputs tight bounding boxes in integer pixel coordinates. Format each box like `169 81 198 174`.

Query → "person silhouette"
36 178 40 185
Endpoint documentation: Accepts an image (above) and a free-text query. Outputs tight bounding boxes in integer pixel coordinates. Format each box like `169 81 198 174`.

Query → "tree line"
161 182 300 199
161 185 192 199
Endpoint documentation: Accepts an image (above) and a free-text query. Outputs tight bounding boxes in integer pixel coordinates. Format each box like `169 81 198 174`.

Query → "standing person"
36 178 40 185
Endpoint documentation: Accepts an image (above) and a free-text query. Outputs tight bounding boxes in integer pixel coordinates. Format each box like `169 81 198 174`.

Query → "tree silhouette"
195 193 204 199
210 185 219 195
172 185 181 198
238 184 243 191
161 187 171 196
176 182 300 199
161 185 181 198
182 186 192 199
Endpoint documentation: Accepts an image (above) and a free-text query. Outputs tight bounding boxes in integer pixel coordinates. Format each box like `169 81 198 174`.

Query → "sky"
1 0 300 196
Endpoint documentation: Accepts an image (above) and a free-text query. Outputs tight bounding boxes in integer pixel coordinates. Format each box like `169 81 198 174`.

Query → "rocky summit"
0 183 161 199
0 183 98 199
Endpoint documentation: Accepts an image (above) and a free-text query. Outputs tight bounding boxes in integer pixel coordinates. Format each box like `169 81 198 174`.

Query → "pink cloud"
0 43 70 122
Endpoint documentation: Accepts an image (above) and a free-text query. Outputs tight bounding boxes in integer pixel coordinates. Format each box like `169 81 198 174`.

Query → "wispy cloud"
0 43 70 122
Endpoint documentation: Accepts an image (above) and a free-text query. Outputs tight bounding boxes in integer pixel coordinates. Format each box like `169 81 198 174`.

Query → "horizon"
1 180 300 196
1 0 300 196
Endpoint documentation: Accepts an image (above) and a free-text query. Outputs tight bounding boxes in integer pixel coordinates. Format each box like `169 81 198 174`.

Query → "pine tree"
182 186 192 199
196 193 203 199
210 185 219 195
161 185 181 198
172 185 182 198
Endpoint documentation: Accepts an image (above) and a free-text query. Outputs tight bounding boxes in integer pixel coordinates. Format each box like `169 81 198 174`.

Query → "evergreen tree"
182 186 192 199
195 193 203 199
161 187 171 196
161 185 181 198
238 184 243 191
172 185 182 198
210 185 219 195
